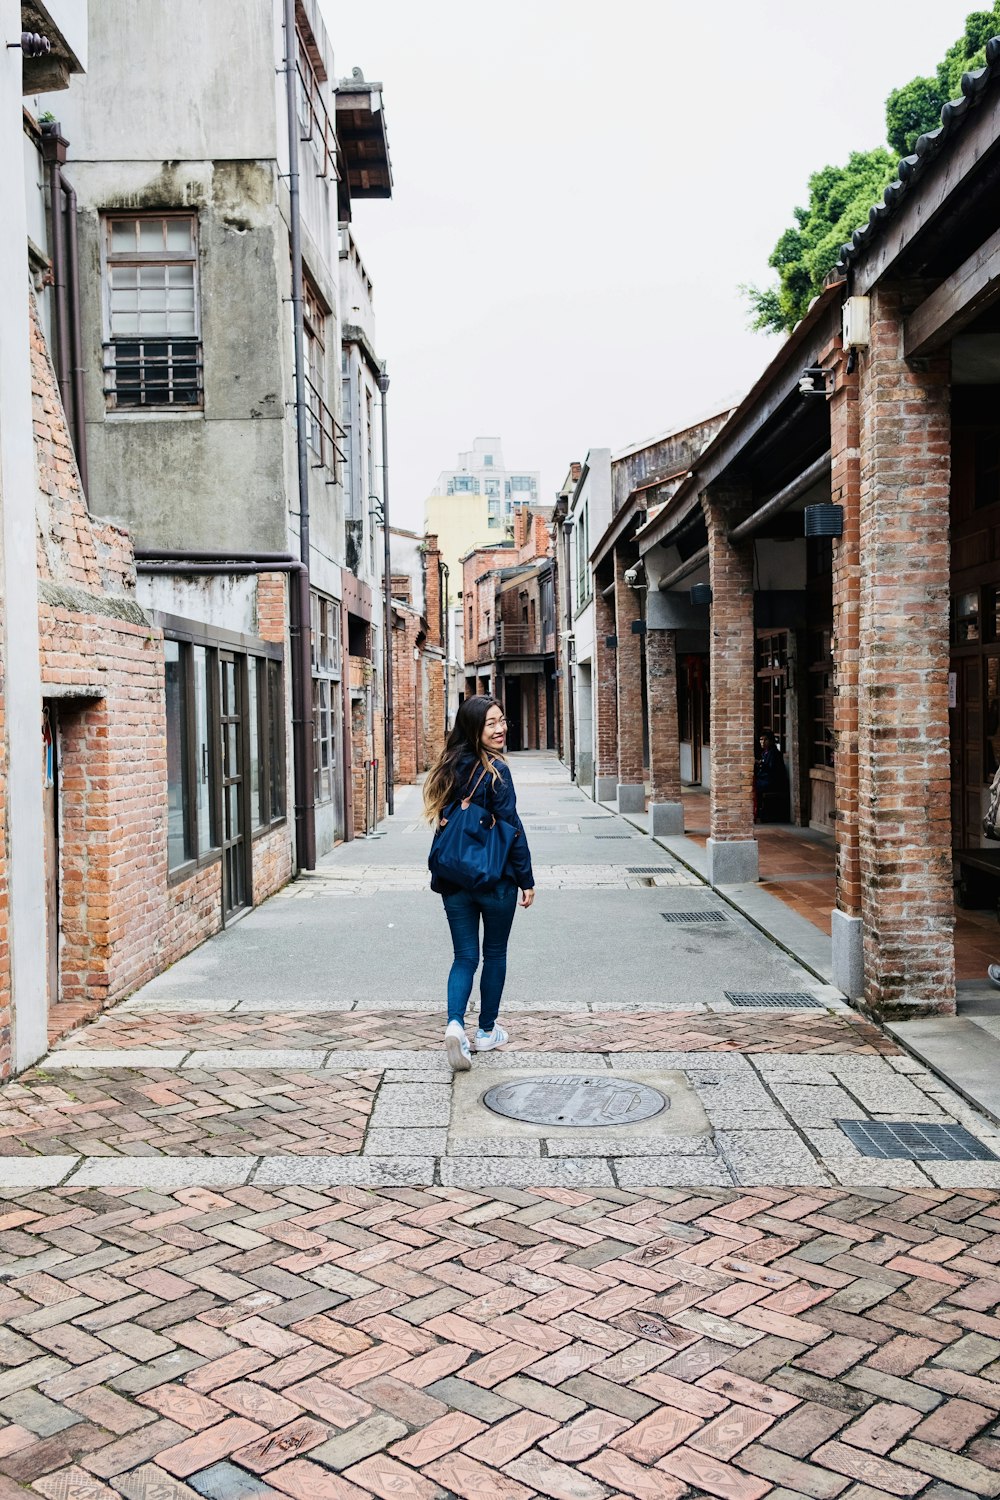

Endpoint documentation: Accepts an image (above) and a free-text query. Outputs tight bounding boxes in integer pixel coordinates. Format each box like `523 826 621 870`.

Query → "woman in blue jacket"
424 695 535 1071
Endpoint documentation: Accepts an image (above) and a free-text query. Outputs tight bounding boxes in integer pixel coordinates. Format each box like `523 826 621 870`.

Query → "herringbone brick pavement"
2 1182 1000 1498
0 1070 378 1158
53 1011 898 1057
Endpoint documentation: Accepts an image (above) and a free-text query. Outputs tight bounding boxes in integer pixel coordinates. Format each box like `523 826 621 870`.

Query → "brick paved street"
4 759 1000 1498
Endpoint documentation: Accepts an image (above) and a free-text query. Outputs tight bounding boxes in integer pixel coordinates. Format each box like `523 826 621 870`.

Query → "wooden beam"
904 223 1000 356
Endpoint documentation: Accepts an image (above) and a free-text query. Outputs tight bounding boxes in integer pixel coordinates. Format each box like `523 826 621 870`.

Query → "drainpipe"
282 0 316 870
441 561 450 731
40 125 71 429
62 177 88 495
378 365 394 816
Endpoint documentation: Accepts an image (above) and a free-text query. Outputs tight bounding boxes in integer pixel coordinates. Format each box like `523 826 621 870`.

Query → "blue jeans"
442 880 518 1031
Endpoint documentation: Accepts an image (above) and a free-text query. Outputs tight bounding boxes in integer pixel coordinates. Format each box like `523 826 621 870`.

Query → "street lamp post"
378 365 393 817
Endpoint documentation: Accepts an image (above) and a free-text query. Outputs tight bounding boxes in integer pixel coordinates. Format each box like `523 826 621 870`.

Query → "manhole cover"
837 1120 998 1161
483 1075 667 1127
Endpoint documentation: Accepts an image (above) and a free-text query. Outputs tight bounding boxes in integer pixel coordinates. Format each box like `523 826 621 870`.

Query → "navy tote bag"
428 766 517 892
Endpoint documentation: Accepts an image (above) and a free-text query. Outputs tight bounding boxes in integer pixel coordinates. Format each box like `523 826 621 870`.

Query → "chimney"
423 534 442 648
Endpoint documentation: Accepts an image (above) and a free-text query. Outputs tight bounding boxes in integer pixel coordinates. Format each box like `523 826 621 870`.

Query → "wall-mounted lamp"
804 503 845 538
690 583 713 605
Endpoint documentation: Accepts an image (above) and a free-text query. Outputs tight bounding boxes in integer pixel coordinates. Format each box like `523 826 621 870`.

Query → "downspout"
62 177 89 495
440 560 450 732
562 522 576 779
40 125 71 428
282 0 316 870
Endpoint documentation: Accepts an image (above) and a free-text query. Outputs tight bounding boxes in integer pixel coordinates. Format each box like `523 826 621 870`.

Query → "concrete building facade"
36 0 393 890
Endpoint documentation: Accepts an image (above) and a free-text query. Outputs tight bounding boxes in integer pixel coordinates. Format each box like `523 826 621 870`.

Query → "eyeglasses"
485 716 508 728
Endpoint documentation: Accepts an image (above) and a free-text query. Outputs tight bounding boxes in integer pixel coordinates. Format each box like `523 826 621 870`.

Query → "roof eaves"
837 36 1000 274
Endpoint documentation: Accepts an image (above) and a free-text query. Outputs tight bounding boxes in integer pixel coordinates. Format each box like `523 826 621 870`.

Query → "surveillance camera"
624 566 640 587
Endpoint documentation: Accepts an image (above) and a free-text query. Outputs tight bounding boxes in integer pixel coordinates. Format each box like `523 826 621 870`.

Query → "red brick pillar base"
594 575 618 802
614 549 645 812
646 627 683 835
703 485 758 884
858 285 954 1017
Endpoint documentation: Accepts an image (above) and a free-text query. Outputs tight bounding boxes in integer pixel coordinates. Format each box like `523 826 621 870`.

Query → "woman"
424 696 535 1071
754 730 789 824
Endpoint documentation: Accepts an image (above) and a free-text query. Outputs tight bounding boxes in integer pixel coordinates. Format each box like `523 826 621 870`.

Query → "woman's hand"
520 888 535 909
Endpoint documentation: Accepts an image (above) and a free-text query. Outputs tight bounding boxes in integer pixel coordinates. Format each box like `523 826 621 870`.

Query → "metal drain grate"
595 834 633 840
628 867 677 876
837 1119 998 1161
661 910 729 924
725 991 823 1008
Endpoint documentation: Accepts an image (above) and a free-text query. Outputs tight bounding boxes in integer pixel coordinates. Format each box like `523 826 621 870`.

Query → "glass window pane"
193 645 213 853
248 658 261 827
110 219 136 252
165 641 191 869
269 661 285 818
139 219 164 250
165 219 193 252
110 265 138 289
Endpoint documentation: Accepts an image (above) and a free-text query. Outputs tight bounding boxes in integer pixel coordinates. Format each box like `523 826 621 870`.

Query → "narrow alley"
3 758 1000 1499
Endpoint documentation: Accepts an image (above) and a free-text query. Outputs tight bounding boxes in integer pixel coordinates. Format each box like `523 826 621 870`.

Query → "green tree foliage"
746 4 1000 334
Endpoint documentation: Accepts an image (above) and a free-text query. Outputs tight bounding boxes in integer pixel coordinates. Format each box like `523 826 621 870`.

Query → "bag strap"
460 765 490 809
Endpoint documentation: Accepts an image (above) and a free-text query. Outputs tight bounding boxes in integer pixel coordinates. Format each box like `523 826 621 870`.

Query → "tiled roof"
837 35 1000 272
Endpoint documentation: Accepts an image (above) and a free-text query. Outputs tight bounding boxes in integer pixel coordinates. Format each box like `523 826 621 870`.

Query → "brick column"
593 574 618 802
646 627 684 834
858 284 954 1016
614 548 645 812
829 363 864 998
703 484 758 884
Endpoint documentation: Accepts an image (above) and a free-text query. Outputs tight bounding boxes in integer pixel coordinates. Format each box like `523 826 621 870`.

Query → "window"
164 637 284 877
304 275 338 474
451 475 478 493
311 591 342 805
975 430 1000 510
296 25 334 176
103 215 201 409
165 641 192 870
808 630 834 769
484 454 493 466
341 351 358 518
575 505 591 609
485 479 500 497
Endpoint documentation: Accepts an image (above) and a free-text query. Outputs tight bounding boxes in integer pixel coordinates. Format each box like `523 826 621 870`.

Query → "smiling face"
482 705 507 754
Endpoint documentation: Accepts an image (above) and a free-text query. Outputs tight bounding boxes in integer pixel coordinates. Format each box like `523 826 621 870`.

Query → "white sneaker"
445 1021 472 1071
474 1024 508 1052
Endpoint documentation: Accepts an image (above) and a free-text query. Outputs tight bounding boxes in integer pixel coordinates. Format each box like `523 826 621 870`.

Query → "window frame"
102 212 203 412
162 626 286 885
310 591 342 807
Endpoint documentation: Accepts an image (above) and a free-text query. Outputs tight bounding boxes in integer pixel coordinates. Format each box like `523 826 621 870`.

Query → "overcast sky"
329 0 974 529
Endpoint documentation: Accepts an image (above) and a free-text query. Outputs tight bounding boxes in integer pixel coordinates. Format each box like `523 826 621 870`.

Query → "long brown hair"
423 695 503 824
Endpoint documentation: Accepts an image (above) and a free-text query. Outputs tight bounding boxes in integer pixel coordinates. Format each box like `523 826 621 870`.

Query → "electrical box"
842 295 870 349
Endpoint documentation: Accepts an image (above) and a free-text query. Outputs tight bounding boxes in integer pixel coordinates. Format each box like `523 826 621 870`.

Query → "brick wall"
830 358 862 920
614 548 644 786
21 293 295 1070
703 485 755 842
646 628 682 801
594 572 618 784
857 284 954 1015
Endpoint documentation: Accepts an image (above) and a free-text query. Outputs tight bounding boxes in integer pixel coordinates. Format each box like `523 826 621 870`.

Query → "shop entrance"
219 652 251 922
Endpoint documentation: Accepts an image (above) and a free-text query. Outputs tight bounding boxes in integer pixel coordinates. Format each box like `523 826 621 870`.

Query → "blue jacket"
430 752 535 895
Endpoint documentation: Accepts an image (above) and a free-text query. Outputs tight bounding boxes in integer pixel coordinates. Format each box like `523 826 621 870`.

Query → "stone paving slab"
0 1183 1000 1500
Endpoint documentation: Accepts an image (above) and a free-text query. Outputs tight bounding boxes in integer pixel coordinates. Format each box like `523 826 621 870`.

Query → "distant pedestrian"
424 695 535 1071
754 730 789 823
